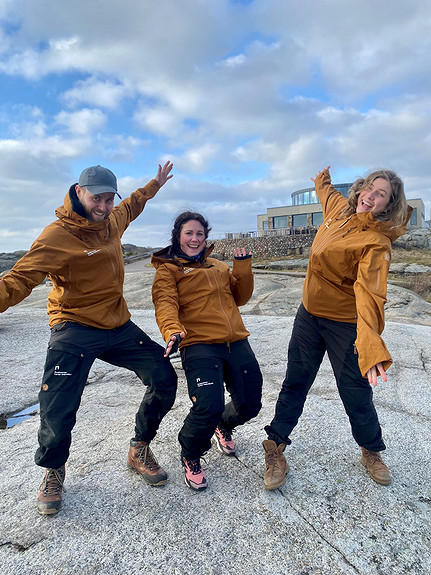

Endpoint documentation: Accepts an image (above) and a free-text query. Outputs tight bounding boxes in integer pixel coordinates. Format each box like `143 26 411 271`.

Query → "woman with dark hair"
262 167 411 490
152 211 262 490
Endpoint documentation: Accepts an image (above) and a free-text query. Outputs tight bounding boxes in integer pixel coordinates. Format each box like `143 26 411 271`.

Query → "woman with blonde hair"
262 166 411 490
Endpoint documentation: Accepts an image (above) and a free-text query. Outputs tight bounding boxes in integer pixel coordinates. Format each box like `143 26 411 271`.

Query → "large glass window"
335 184 351 197
292 188 318 205
292 183 350 205
410 208 417 226
262 220 268 230
292 214 307 227
312 212 323 226
273 215 288 228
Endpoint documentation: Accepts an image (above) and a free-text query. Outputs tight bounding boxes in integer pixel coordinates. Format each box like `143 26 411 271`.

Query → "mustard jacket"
151 246 253 348
302 169 411 376
0 179 161 329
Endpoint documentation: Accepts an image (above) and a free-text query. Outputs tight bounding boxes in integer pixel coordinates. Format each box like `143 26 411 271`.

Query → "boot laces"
137 444 159 470
266 450 278 466
41 468 66 495
184 456 207 475
365 451 383 465
265 447 284 470
218 427 232 442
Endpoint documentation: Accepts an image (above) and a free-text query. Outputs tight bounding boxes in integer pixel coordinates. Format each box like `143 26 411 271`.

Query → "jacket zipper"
92 235 124 324
208 267 234 340
312 222 351 256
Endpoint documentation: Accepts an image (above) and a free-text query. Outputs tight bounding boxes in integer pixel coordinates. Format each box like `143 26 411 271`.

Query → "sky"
0 0 430 252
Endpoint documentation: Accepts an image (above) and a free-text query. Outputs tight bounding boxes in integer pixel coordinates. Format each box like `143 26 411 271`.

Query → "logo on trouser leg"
54 365 73 376
195 377 214 388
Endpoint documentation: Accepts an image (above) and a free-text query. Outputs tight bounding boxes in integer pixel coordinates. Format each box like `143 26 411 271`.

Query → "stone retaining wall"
212 233 316 259
213 228 431 259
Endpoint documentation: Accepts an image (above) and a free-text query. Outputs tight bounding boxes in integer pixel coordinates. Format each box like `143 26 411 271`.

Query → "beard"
80 203 110 221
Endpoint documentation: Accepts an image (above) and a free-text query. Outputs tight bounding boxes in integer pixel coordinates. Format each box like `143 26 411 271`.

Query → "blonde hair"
344 170 408 227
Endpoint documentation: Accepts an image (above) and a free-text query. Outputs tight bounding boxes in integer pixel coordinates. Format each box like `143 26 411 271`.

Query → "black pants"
35 320 177 469
265 304 385 452
179 340 263 459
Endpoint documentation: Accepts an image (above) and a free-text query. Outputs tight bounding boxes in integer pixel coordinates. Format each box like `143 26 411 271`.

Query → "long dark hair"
170 211 212 253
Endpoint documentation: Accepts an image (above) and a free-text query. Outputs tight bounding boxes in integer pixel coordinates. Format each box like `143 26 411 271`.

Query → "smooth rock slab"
1 267 430 574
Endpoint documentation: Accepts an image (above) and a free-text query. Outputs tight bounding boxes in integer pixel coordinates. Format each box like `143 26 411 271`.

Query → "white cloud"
0 0 431 252
55 108 106 136
173 144 220 173
222 54 247 68
62 77 132 109
134 105 179 137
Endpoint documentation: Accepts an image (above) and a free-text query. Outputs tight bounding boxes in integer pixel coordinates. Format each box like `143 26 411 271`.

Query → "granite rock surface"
0 262 430 575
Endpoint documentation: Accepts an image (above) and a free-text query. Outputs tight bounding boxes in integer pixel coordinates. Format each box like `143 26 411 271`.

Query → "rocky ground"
0 260 430 574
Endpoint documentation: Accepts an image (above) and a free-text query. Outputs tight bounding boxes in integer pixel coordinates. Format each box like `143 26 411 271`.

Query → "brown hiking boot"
360 447 392 485
262 439 289 490
37 465 66 515
127 440 168 486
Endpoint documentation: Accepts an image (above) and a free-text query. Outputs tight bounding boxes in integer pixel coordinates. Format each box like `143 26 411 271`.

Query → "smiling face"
75 185 115 221
356 177 392 216
179 219 206 257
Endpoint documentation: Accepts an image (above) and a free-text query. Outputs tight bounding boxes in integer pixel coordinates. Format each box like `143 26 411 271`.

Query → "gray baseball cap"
78 165 122 198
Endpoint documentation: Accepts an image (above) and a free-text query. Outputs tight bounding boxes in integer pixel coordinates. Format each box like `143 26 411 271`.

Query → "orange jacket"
0 179 161 328
303 169 411 376
151 246 253 347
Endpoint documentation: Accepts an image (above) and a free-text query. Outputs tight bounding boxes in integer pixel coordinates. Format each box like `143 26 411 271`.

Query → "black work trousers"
265 304 385 452
35 320 177 469
179 339 263 459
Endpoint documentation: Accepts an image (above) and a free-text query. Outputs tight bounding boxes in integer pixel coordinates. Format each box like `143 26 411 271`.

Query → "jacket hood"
341 205 413 243
54 185 110 232
152 243 215 269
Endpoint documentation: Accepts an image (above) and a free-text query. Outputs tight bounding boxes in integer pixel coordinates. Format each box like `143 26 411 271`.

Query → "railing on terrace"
209 227 319 241
208 231 258 240
263 226 318 237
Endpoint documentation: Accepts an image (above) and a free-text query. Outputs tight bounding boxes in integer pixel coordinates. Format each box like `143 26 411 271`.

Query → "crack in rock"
1 538 43 552
235 456 362 574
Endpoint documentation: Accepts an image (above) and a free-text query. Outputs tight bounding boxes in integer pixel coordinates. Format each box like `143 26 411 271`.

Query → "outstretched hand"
311 166 331 183
155 161 174 187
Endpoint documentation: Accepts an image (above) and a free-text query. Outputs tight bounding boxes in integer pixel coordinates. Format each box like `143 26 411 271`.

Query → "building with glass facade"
257 183 425 237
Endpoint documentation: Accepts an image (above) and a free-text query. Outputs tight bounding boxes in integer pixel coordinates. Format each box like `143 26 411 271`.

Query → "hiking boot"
214 426 236 456
182 456 207 491
37 465 66 516
128 440 168 486
360 447 392 485
262 439 289 490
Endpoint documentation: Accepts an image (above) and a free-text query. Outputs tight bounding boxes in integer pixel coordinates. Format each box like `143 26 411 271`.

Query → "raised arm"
229 247 254 306
311 166 346 217
111 161 174 235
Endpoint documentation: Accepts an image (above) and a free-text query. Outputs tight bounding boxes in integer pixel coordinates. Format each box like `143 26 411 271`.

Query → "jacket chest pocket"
178 268 218 305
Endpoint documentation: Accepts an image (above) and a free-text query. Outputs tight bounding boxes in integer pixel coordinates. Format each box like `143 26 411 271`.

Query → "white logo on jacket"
83 249 101 256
